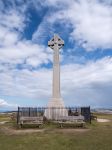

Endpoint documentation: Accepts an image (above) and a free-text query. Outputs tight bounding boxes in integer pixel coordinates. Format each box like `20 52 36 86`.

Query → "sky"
0 0 112 110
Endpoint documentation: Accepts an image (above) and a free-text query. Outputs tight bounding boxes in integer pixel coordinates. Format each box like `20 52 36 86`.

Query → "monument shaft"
53 43 60 98
44 34 68 119
47 34 65 107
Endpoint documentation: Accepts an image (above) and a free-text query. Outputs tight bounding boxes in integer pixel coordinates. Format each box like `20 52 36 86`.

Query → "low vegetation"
0 113 112 150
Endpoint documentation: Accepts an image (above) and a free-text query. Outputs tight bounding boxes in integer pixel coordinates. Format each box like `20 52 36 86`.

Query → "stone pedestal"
44 98 68 120
44 107 68 120
48 98 65 107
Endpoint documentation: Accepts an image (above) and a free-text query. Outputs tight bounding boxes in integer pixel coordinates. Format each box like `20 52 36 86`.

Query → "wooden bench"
53 115 85 128
19 116 43 128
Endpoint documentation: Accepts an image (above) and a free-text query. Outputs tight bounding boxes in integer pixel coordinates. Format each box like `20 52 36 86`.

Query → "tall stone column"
47 34 65 107
53 41 60 99
44 34 68 119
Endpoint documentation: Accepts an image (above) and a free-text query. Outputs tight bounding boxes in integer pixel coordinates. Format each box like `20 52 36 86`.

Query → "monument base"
47 98 65 107
44 98 68 120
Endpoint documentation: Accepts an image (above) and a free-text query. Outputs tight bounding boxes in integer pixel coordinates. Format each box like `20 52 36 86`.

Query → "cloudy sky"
0 0 112 110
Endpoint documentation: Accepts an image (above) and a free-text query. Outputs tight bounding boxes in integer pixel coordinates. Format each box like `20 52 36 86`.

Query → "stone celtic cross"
44 34 68 119
48 34 64 100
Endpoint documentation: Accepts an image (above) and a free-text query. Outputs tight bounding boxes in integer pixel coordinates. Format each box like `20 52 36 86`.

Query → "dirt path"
97 118 111 122
0 126 90 135
54 128 90 134
0 121 9 124
0 126 45 135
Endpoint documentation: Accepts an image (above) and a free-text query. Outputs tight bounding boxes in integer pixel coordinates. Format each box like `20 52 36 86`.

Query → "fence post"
29 107 30 117
17 107 19 124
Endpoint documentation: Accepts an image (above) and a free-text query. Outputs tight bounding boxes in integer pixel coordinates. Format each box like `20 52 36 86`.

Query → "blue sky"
0 0 112 110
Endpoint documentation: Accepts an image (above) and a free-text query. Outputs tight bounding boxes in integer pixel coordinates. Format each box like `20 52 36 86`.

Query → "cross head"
48 34 64 50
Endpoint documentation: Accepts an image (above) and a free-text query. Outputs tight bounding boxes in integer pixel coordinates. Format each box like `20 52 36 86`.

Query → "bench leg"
36 125 40 128
60 123 63 128
20 124 22 128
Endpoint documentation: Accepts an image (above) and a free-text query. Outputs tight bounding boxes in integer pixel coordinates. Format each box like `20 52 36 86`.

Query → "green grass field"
0 113 112 150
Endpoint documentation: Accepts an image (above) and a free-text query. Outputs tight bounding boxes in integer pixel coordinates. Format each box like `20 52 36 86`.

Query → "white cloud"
0 99 17 108
0 10 25 31
0 1 53 107
33 0 112 50
0 41 52 68
61 57 112 106
0 57 112 107
69 0 112 50
0 0 30 48
0 0 112 108
61 57 112 92
0 26 18 46
0 1 52 68
0 68 52 99
0 8 26 47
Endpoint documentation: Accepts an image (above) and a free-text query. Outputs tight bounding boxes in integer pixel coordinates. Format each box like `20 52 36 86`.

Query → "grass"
0 114 10 121
0 113 112 150
94 112 112 120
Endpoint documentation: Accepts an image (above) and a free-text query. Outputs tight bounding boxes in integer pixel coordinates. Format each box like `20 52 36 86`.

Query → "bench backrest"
56 115 84 121
20 116 43 121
